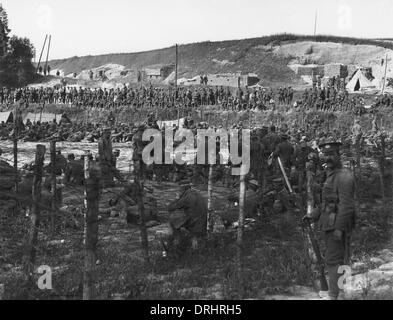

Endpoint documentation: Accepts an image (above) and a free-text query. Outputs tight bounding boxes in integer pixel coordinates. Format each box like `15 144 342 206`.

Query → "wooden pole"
305 162 317 280
175 44 179 126
44 35 51 76
136 159 149 261
83 152 99 300
98 130 114 187
314 11 318 37
236 169 246 298
379 134 386 203
36 34 48 73
207 165 214 235
83 153 90 246
40 103 44 123
50 141 57 235
175 44 178 88
24 145 46 278
13 105 18 192
382 53 388 95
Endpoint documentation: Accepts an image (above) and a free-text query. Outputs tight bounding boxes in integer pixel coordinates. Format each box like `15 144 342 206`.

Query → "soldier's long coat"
168 188 208 237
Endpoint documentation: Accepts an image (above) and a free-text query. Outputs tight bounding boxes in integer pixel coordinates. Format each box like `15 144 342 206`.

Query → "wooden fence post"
207 165 214 236
379 134 386 203
136 159 149 262
13 105 18 192
50 141 57 235
24 144 46 278
83 152 100 300
236 166 246 298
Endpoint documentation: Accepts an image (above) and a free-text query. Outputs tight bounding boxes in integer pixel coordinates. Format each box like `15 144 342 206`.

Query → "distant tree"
0 3 11 55
0 3 10 33
0 36 35 87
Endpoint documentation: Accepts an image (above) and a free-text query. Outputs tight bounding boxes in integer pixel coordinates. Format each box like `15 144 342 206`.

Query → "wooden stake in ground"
13 105 18 192
24 144 46 278
83 152 100 300
136 159 149 261
50 141 57 235
378 134 386 203
207 164 214 235
98 129 114 187
236 166 247 298
355 135 362 188
237 170 246 245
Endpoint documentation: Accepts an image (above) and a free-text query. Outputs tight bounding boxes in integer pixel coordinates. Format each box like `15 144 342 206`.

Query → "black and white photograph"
1 0 393 305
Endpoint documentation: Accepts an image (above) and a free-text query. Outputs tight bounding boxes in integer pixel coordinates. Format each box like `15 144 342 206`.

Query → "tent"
0 111 13 124
346 69 376 92
163 71 175 85
23 112 60 124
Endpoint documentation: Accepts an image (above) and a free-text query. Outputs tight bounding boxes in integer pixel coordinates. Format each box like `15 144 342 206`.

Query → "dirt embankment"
45 35 393 89
276 41 393 82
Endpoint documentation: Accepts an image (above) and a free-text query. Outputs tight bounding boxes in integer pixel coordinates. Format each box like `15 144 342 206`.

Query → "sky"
1 0 393 60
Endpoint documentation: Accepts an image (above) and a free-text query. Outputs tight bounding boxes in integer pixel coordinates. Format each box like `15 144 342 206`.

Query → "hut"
324 63 348 79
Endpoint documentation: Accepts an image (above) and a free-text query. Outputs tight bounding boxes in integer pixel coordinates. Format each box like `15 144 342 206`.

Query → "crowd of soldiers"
3 84 392 117
0 103 381 300
294 86 369 113
0 112 139 143
0 85 279 110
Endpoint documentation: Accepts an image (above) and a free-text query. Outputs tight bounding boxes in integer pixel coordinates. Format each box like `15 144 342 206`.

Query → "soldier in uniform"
273 133 294 176
305 139 356 300
167 179 208 251
293 136 316 194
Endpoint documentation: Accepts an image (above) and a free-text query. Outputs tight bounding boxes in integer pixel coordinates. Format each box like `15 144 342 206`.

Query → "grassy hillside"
49 34 393 86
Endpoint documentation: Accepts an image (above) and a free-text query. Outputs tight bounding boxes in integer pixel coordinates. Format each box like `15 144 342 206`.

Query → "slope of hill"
48 34 393 87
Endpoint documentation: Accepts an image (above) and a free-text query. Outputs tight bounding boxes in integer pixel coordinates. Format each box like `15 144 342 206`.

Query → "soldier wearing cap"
305 138 355 300
273 133 294 176
167 179 208 251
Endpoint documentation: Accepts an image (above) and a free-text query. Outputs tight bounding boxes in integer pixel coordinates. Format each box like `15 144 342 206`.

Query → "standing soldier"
305 139 356 300
293 136 316 194
273 133 294 176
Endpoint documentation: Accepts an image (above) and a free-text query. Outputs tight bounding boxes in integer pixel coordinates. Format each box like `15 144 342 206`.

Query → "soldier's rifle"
277 156 328 292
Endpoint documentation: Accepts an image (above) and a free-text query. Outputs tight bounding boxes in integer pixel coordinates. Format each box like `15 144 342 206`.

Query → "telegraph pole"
36 34 48 73
314 11 318 37
175 44 178 89
44 35 52 76
382 53 389 95
175 44 179 126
